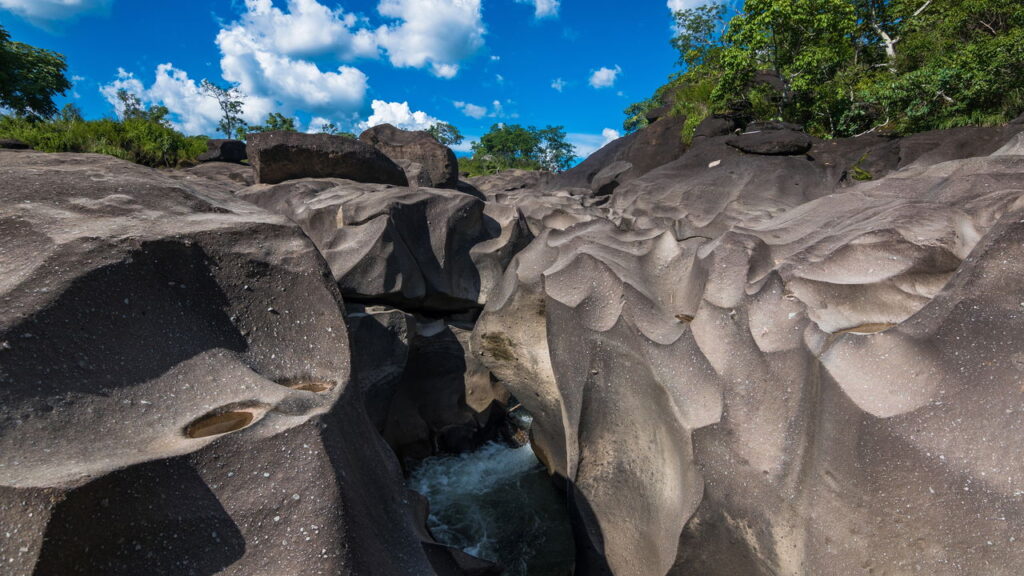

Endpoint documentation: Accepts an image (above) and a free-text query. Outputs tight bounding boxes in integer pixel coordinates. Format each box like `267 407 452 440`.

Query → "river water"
408 441 575 575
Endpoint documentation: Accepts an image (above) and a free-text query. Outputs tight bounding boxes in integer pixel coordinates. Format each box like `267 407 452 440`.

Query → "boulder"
237 178 529 312
552 114 687 191
197 138 247 163
0 150 439 575
725 125 813 155
692 115 741 140
360 124 459 189
0 138 30 150
248 131 408 186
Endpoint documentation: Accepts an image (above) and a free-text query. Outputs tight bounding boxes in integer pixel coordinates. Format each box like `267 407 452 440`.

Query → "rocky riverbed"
2 113 1024 575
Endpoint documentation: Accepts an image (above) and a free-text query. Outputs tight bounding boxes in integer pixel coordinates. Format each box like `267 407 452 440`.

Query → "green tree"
200 80 247 139
247 112 297 136
427 122 464 147
464 123 575 175
0 25 71 118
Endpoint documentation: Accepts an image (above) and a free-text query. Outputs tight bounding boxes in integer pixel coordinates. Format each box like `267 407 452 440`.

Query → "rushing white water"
408 442 574 575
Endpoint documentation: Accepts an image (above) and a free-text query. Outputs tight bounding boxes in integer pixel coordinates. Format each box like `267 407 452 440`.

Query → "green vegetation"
0 24 71 118
427 122 464 147
0 98 208 167
200 80 246 139
247 112 298 135
628 0 1024 140
459 123 576 176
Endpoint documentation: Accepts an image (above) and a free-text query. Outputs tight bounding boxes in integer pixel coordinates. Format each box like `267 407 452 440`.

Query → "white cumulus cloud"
589 65 622 89
667 0 706 11
602 128 621 145
0 0 111 25
515 0 560 19
375 0 485 78
99 65 269 136
223 0 378 60
358 100 441 132
551 78 567 92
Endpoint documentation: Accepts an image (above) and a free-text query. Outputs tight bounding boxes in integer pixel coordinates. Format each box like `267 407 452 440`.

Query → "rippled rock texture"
473 122 1024 575
4 114 1024 576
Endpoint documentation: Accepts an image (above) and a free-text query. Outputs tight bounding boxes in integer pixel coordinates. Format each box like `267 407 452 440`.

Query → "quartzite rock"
248 131 408 186
360 124 459 189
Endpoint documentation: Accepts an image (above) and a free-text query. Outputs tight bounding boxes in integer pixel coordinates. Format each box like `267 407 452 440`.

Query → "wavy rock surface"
238 178 530 313
0 151 437 575
473 124 1024 575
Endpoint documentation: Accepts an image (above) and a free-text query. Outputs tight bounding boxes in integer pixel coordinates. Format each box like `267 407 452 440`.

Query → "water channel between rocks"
408 438 576 576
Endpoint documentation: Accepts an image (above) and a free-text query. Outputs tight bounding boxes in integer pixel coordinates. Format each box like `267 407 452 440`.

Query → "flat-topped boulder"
360 123 459 189
247 131 408 186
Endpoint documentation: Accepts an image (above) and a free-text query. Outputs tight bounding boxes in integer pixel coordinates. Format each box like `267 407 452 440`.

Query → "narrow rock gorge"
2 115 1023 575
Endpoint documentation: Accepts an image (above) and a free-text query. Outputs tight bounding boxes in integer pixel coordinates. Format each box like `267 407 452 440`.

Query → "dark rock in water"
0 150 439 575
590 160 632 196
197 138 247 163
360 123 459 189
248 131 408 186
726 126 813 155
553 114 687 190
0 138 30 150
237 178 528 312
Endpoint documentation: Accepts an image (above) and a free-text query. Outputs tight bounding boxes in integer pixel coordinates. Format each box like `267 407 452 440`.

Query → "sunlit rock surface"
3 115 1024 576
473 122 1024 575
0 150 437 575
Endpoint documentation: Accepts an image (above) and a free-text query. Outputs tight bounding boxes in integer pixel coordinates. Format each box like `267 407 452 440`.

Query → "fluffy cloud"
455 101 488 119
99 65 268 136
551 78 567 92
454 99 508 119
375 0 485 78
0 0 111 24
358 100 441 132
217 21 369 116
515 0 560 19
568 128 621 159
224 0 378 60
589 65 622 89
667 0 705 11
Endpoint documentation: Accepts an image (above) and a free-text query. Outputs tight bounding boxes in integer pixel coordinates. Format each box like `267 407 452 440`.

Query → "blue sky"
0 0 700 157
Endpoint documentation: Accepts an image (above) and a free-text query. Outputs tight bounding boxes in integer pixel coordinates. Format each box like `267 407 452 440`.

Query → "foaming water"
409 442 574 575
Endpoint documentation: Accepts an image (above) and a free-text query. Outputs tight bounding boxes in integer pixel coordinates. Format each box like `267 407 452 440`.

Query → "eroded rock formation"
3 117 1024 576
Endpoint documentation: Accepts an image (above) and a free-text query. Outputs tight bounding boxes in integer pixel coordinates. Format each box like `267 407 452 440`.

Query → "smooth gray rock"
0 150 439 576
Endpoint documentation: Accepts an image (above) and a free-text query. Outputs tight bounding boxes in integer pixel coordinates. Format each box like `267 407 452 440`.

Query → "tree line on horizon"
625 0 1024 141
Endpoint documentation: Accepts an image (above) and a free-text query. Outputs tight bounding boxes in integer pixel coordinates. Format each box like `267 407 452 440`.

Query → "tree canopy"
627 0 1024 140
463 123 576 175
0 25 71 118
427 122 464 147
